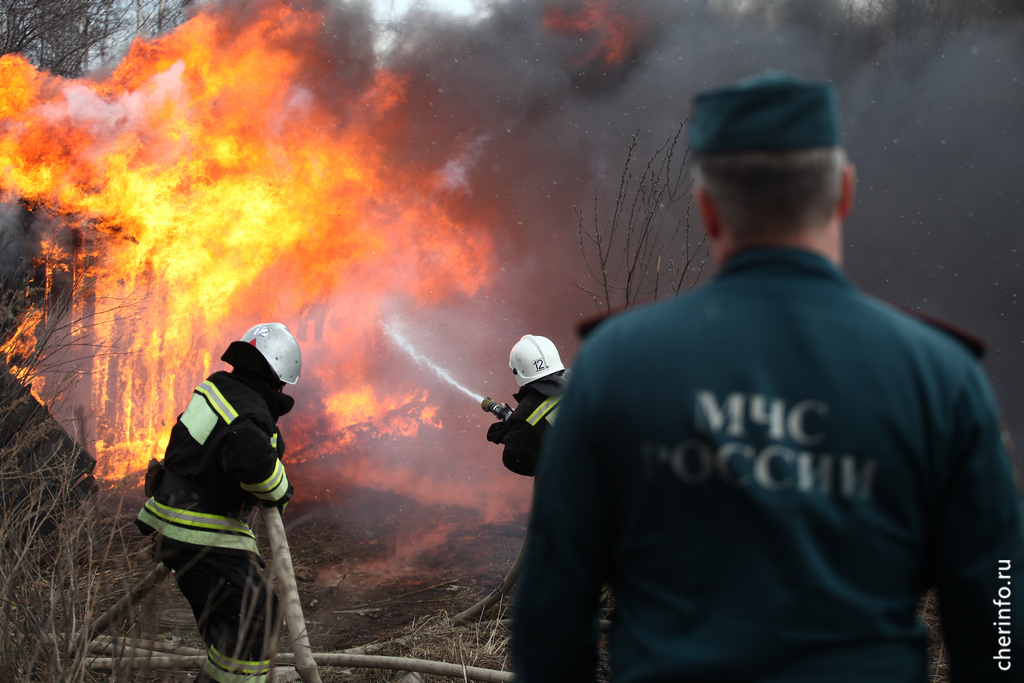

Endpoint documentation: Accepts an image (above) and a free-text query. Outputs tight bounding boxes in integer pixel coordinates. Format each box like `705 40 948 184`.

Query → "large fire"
0 2 494 500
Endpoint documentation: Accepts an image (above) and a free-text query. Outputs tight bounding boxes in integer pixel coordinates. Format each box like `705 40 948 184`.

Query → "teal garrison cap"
689 71 841 154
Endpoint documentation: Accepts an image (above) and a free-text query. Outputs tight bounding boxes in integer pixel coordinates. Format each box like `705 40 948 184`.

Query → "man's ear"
695 185 723 241
836 162 857 221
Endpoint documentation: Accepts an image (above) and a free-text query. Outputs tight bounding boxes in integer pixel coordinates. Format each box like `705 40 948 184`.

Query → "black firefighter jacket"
136 370 293 557
486 374 565 476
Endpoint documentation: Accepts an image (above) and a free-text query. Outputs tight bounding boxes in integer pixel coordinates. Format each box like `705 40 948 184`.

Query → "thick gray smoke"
353 0 1023 462
8 0 1020 518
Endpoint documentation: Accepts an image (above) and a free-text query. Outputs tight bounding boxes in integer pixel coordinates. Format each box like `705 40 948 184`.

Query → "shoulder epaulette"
895 304 987 359
575 303 635 340
576 311 611 340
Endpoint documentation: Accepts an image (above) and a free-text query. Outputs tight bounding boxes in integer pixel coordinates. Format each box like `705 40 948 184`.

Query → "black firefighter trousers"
159 545 279 683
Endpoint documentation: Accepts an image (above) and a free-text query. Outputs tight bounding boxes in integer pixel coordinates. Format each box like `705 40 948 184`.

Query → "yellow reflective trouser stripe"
204 644 270 683
526 396 561 426
240 460 289 501
196 380 239 424
138 502 258 554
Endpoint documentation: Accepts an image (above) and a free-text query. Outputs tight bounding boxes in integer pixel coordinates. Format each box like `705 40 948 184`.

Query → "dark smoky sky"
339 0 1024 463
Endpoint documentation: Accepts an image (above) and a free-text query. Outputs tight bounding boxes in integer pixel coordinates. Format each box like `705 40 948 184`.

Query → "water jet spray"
382 321 486 404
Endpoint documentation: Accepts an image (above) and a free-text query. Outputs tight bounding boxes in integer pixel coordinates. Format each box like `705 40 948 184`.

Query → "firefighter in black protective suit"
136 322 301 683
486 334 566 477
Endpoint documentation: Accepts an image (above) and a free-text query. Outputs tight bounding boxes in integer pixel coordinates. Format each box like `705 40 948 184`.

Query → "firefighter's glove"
144 458 165 498
276 484 294 514
487 421 513 444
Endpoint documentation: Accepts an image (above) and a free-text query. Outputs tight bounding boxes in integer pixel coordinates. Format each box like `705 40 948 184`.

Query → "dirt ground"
273 489 526 652
107 484 527 681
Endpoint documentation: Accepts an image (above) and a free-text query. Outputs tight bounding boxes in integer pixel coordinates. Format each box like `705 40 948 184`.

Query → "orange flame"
0 1 494 491
1 306 44 395
322 387 442 448
543 0 638 68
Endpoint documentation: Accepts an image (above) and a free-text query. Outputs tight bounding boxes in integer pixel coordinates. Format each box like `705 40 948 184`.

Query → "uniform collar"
221 370 295 420
716 247 851 286
513 374 566 402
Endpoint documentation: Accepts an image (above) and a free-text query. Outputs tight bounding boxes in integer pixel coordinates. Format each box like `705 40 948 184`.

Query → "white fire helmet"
241 322 302 385
509 334 564 387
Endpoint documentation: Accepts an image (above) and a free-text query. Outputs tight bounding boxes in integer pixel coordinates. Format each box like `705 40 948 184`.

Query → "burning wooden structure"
0 363 95 534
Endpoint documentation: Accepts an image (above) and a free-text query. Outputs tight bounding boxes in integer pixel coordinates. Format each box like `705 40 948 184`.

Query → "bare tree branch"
576 122 708 317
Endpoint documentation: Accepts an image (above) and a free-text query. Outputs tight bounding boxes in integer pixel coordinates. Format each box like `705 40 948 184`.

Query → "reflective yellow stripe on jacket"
137 498 258 554
526 396 561 426
181 381 240 446
196 380 239 423
240 458 290 503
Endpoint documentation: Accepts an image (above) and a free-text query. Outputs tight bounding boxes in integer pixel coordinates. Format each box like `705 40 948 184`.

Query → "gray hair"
694 147 847 240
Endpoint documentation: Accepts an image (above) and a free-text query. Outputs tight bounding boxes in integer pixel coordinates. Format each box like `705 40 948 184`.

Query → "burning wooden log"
0 365 96 535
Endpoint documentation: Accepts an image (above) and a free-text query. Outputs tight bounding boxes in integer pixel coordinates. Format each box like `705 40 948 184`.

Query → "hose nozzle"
482 397 513 421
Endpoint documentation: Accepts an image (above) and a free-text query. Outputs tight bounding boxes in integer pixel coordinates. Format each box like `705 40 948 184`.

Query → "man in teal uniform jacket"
512 72 1024 683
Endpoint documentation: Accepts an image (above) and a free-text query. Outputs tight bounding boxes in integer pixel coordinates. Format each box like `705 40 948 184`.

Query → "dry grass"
0 475 146 681
327 610 513 683
920 590 950 683
0 480 955 683
0 243 163 682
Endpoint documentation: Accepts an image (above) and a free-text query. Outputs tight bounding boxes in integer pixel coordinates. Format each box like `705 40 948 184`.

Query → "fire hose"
83 652 513 681
453 397 525 623
481 397 513 422
454 524 528 623
88 508 321 683
260 503 322 683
